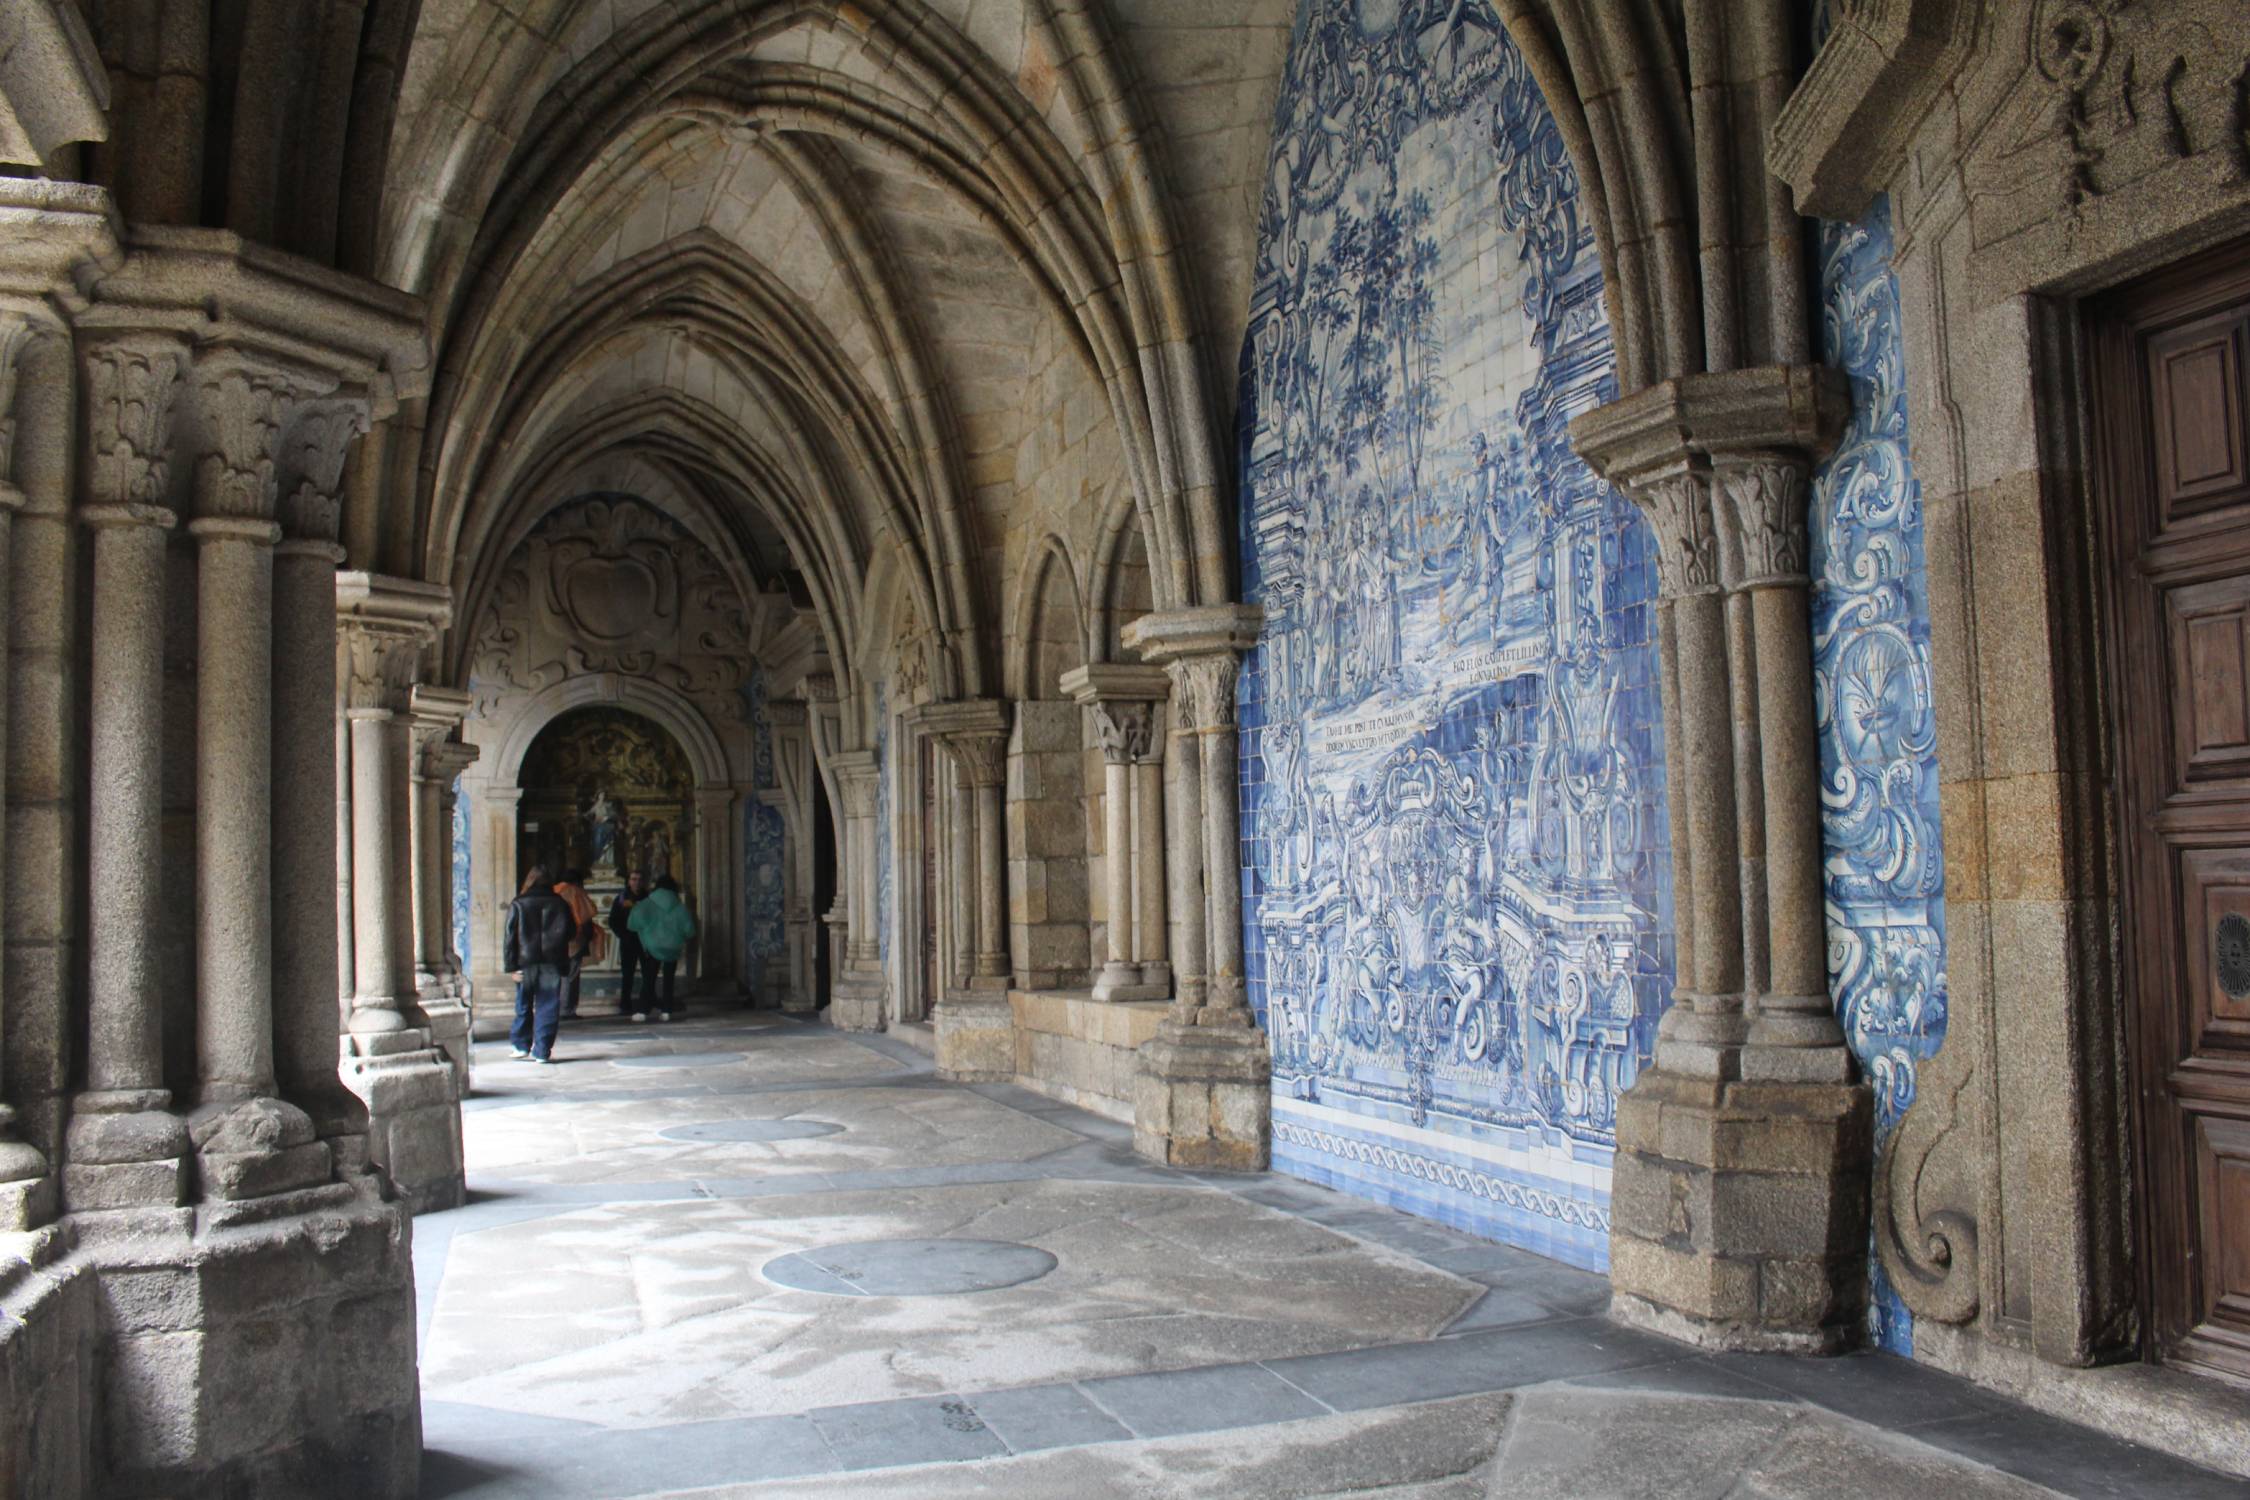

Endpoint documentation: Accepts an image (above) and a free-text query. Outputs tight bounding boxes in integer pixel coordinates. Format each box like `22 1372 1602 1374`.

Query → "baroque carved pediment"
470 496 758 716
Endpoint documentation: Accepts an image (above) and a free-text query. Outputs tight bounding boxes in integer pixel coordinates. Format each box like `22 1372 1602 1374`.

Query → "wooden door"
2096 238 2250 1383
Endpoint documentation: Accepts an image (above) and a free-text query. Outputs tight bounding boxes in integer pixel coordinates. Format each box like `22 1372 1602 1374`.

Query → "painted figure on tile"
1238 0 1670 1271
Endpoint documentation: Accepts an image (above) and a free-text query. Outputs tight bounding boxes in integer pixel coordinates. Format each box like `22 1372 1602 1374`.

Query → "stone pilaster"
0 312 51 1225
1061 664 1170 1003
336 571 465 1214
1120 606 1270 1172
1575 364 1871 1352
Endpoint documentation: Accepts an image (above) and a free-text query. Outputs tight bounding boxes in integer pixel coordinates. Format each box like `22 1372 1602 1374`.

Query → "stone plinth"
933 991 1015 1083
826 978 886 1034
1133 1022 1271 1172
64 1188 419 1498
1011 991 1168 1124
341 1032 464 1215
1607 1069 1873 1353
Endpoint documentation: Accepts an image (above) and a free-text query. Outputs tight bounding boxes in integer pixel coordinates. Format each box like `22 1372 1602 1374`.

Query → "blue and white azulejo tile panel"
452 776 472 969
1809 193 1949 1356
1236 0 1671 1273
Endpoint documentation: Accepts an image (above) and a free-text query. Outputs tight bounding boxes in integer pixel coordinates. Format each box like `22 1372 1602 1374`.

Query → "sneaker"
631 1012 648 1023
510 1049 531 1060
657 1011 672 1022
533 1055 557 1066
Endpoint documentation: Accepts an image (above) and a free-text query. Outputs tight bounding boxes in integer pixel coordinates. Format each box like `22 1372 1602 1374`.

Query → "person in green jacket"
627 875 698 1021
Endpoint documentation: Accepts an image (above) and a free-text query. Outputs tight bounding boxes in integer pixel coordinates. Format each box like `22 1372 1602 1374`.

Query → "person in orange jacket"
551 868 603 1019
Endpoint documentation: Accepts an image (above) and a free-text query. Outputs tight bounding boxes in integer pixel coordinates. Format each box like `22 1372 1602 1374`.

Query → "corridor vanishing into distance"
413 1017 2233 1499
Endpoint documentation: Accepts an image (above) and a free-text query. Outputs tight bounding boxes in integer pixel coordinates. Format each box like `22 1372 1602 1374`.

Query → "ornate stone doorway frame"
460 673 745 1032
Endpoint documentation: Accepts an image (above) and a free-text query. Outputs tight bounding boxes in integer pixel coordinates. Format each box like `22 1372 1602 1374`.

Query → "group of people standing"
502 866 700 1063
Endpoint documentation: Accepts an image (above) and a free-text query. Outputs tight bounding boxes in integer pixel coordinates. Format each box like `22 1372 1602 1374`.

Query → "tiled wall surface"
1808 194 1948 1354
453 779 472 969
1235 0 1670 1272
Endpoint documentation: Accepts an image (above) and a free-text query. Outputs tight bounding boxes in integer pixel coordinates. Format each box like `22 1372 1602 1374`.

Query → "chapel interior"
2 1 2249 1496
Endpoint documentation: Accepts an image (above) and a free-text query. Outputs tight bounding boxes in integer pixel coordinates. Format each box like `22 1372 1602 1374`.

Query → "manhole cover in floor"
761 1238 1059 1297
658 1119 843 1143
609 1051 747 1069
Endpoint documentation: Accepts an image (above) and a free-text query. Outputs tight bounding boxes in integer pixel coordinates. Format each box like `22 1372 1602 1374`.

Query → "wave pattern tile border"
1809 194 1948 1356
1235 0 1671 1273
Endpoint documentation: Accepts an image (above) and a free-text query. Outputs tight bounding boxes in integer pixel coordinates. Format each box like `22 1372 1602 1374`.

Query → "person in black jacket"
609 871 650 1019
505 865 577 1063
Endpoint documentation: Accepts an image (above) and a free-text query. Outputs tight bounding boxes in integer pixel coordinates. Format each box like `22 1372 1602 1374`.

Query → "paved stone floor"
415 1016 2241 1499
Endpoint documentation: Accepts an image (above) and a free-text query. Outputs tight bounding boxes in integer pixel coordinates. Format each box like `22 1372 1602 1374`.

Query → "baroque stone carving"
83 336 184 509
469 496 759 716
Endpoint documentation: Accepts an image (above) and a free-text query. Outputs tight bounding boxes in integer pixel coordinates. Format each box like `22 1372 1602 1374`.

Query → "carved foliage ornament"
1089 701 1153 764
84 337 184 509
1165 652 1242 733
0 316 43 491
1632 472 1721 600
943 731 1009 788
342 621 426 714
195 362 300 521
282 401 369 544
1716 458 1813 588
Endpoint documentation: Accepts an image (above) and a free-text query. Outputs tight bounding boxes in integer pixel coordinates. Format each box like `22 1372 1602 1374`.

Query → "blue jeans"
511 963 564 1059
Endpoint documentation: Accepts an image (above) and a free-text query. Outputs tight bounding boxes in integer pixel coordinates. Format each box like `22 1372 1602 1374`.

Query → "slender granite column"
1131 729 1169 991
1062 664 1169 1002
0 317 47 1220
1121 606 1268 1171
921 699 1012 987
65 336 192 1210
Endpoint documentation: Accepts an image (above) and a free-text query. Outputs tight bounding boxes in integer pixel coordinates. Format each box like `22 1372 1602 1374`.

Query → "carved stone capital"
828 751 880 820
279 399 369 544
1088 700 1153 765
1714 455 1813 590
919 697 1012 786
82 334 185 510
337 572 451 715
1768 0 1976 220
193 354 307 522
0 314 44 501
1635 471 1723 600
1164 652 1243 734
407 684 475 776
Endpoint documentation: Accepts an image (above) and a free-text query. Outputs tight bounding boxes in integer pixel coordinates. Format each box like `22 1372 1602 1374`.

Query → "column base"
934 991 1016 1082
1092 963 1169 1003
827 973 888 1033
59 1187 419 1498
341 1031 465 1215
62 1097 192 1212
187 1097 333 1203
1607 1066 1873 1354
418 993 475 1097
1133 1021 1271 1172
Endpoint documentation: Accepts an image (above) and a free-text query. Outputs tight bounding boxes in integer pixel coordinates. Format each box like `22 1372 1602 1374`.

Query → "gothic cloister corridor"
409 1015 2232 1499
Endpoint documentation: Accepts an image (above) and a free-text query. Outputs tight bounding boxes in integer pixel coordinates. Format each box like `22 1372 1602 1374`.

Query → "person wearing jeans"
505 865 577 1062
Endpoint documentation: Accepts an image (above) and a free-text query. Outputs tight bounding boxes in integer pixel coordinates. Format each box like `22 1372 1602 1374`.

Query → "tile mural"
744 799 787 988
452 776 471 970
1808 193 1947 1355
1236 0 1670 1272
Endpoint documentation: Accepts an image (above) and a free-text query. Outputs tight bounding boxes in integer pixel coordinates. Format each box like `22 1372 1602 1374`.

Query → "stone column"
183 354 335 1201
1575 365 1869 1353
408 688 476 1090
1062 664 1169 1003
336 571 465 1214
1120 607 1270 1171
0 316 48 1225
826 749 886 1031
695 786 735 992
769 700 818 1012
1132 728 1169 991
922 698 1012 989
64 335 193 1211
270 402 365 1156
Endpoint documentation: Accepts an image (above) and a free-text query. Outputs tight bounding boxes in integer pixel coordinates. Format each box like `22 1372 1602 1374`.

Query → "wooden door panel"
2097 237 2250 1383
2150 309 2249 524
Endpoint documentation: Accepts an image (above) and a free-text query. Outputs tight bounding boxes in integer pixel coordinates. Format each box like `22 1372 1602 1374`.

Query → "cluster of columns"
1574 366 1873 1352
923 698 1012 995
1063 665 1171 1003
336 575 469 1212
809 674 889 1029
1119 607 1269 1169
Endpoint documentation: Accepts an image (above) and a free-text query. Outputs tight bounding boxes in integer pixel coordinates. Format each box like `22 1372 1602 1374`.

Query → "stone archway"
461 673 746 1033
